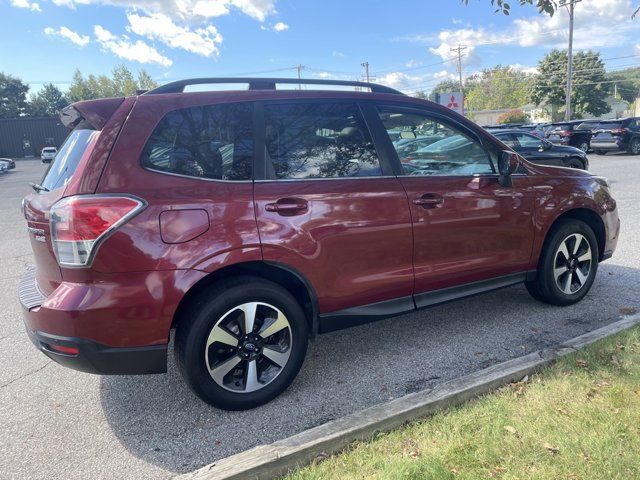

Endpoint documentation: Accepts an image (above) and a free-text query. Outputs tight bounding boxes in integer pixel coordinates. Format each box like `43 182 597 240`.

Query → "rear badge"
28 227 46 242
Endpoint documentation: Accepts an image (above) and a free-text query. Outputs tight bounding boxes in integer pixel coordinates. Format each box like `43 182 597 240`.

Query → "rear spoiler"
60 97 125 130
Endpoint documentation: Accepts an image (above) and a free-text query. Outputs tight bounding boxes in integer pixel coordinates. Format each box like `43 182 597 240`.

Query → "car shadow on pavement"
99 262 639 474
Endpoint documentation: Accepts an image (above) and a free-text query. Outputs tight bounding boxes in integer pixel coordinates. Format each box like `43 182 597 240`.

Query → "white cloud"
410 0 639 67
433 70 457 81
332 50 345 58
44 26 90 46
509 63 539 75
314 71 331 78
94 25 172 67
51 0 275 22
10 0 41 11
127 12 222 56
405 59 422 68
273 21 288 32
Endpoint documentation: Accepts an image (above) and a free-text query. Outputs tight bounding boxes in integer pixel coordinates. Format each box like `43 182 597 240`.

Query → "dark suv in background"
591 117 640 155
20 78 619 410
545 120 593 152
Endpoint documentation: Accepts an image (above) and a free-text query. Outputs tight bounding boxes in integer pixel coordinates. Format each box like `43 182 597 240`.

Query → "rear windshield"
596 122 622 130
42 147 56 153
41 129 98 191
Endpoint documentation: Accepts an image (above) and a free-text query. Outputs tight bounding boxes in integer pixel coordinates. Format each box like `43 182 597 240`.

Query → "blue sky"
2 0 639 95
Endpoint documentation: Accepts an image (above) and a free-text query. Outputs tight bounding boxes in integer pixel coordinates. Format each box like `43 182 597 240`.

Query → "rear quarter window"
41 129 98 191
140 102 253 181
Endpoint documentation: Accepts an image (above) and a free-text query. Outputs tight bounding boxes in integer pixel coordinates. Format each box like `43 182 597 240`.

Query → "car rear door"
253 100 415 320
373 104 536 303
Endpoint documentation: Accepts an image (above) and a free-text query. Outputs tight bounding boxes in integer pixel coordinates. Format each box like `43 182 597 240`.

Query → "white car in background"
41 147 57 163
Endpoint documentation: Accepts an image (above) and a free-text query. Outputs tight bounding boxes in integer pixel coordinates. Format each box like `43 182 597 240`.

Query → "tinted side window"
141 103 253 180
41 129 98 191
264 103 381 179
514 133 543 148
378 107 494 176
495 133 518 148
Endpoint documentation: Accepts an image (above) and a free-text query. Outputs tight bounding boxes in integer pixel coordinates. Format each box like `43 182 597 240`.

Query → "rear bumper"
19 266 207 374
591 141 622 151
25 328 167 375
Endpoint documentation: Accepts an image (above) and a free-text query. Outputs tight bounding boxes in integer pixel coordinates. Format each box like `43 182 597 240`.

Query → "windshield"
41 129 98 191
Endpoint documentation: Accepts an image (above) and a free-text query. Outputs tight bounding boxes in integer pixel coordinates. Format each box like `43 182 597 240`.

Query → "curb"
178 313 640 480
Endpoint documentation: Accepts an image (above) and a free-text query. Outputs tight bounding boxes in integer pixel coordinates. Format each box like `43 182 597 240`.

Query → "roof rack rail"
144 77 404 95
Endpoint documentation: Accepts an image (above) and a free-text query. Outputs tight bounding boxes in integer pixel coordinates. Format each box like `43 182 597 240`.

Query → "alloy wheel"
579 142 589 152
204 302 292 393
553 233 592 295
632 140 640 155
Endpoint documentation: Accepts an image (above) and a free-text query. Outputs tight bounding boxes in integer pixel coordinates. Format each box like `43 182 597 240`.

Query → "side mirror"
498 150 519 187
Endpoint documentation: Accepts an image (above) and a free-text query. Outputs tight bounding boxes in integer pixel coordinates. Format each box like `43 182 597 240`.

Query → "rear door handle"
265 198 308 215
413 194 444 209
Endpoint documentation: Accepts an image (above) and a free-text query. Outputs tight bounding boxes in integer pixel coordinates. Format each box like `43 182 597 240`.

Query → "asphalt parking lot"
1 155 638 479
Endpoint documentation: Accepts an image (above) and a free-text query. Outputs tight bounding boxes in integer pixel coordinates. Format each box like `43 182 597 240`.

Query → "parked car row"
0 158 16 173
484 117 640 155
41 147 57 163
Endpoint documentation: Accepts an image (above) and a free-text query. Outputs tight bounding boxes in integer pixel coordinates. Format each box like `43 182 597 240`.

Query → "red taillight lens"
610 128 626 135
50 195 145 267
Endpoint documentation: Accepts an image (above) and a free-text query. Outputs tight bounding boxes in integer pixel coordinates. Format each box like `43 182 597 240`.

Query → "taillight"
610 128 626 135
50 195 145 267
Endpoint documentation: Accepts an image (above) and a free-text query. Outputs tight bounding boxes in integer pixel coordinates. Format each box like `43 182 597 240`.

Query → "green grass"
285 326 640 480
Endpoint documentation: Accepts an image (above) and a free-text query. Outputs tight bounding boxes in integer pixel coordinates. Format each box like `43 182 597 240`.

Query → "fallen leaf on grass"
610 355 622 367
635 390 640 397
557 407 569 415
543 442 560 454
595 380 611 388
504 426 517 435
616 342 626 351
576 359 588 368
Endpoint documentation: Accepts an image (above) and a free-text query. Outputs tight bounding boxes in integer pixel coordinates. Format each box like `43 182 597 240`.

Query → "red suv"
20 78 620 410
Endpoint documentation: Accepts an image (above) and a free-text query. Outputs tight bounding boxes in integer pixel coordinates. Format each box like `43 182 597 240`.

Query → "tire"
578 141 589 152
595 150 606 155
566 157 585 169
628 138 640 155
175 276 309 410
525 219 599 306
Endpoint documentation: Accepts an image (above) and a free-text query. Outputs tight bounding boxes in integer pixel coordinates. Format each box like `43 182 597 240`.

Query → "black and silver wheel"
525 219 598 306
628 138 640 155
578 141 589 152
566 157 585 169
176 277 308 410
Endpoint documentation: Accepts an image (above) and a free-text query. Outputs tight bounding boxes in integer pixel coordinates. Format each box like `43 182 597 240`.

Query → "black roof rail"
144 77 404 95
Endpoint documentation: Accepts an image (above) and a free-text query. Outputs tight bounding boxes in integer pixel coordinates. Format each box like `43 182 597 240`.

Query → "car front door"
253 100 415 323
374 105 536 305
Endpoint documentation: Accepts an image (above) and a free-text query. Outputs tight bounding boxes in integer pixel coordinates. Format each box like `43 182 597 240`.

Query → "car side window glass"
263 102 381 179
377 107 494 176
515 133 543 148
496 133 518 148
141 102 253 180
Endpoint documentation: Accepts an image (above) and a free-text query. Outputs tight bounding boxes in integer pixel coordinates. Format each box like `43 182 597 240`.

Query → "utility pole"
361 62 370 83
450 44 467 94
561 0 581 121
295 64 305 89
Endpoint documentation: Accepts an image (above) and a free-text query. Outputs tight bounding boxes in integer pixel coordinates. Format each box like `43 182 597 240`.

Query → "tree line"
420 49 640 121
0 65 157 118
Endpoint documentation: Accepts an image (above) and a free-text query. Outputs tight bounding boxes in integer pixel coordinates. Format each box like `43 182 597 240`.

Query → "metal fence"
0 117 69 158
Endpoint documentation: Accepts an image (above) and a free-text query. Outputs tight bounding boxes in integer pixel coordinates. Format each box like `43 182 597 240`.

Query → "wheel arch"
542 208 606 262
171 261 319 335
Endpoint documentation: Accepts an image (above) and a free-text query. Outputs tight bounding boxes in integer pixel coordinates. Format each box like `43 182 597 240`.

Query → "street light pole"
562 0 581 121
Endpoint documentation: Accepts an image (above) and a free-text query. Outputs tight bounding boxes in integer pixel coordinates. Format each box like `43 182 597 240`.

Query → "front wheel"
525 219 598 306
566 157 585 169
578 141 589 152
175 276 309 410
628 138 640 155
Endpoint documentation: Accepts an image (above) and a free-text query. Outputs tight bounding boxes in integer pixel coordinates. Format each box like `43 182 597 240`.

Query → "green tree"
496 108 529 124
469 0 639 18
428 79 463 102
531 49 610 120
465 65 533 111
0 73 29 118
66 65 158 101
606 67 640 103
27 83 68 117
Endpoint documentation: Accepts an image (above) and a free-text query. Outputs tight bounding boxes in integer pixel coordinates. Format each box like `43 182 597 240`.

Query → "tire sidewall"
177 280 308 410
540 220 599 305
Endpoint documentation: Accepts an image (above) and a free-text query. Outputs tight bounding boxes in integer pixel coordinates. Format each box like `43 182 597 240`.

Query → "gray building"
0 117 68 158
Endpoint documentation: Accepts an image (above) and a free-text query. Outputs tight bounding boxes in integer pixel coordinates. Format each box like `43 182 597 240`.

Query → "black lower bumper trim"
27 330 167 375
601 250 613 261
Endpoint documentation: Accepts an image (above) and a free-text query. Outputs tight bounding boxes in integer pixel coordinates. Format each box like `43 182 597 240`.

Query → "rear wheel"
175 276 309 410
566 157 585 169
628 138 640 155
578 141 589 152
525 219 598 306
